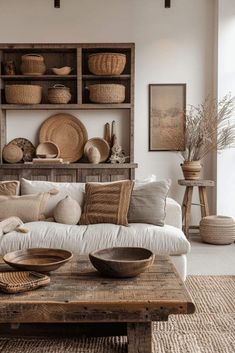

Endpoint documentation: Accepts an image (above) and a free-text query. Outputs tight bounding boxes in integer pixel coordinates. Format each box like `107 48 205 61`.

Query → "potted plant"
180 95 235 180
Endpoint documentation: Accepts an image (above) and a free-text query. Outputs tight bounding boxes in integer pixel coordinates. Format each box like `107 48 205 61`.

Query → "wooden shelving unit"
0 43 136 182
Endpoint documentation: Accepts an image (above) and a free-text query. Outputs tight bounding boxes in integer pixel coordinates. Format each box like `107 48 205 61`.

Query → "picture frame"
149 83 186 151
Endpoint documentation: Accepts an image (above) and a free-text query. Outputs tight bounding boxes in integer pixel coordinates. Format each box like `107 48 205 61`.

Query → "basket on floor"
88 84 125 104
5 85 42 104
200 215 235 245
88 53 126 75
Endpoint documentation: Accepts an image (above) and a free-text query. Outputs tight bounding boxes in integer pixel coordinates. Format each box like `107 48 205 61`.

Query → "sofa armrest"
165 197 182 229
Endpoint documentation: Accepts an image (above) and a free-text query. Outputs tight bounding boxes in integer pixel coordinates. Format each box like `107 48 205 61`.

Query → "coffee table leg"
127 322 152 353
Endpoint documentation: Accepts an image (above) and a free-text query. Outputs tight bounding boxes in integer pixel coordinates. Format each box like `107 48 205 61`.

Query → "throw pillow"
20 178 85 218
54 196 81 225
80 180 134 226
0 217 29 236
128 180 171 226
0 181 20 196
0 189 58 223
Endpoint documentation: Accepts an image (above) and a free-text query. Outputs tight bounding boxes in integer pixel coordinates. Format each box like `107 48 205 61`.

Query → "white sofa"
0 180 190 280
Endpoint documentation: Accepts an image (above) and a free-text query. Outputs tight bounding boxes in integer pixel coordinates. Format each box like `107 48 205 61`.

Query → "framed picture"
149 83 186 151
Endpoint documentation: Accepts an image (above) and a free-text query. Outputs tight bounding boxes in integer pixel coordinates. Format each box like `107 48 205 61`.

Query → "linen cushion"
20 178 85 218
0 190 56 223
54 196 81 225
0 180 20 196
128 180 171 226
80 180 134 226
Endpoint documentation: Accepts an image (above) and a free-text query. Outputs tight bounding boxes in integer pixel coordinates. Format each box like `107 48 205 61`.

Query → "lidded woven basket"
21 54 46 75
88 53 126 75
5 84 42 104
88 84 125 104
200 215 235 245
48 84 71 104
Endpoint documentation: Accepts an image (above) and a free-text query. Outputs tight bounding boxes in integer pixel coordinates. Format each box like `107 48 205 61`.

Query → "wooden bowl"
52 66 72 75
89 247 155 278
3 248 73 272
84 138 110 163
36 141 59 158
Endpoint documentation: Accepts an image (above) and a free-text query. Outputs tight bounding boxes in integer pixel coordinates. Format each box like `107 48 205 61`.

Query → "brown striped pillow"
80 181 134 226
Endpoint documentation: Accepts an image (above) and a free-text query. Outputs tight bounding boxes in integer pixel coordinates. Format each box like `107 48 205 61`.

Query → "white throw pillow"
20 179 85 218
54 196 81 225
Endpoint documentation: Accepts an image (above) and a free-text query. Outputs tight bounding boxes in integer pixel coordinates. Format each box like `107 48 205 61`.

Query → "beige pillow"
0 189 58 223
54 196 81 225
128 180 171 226
0 181 20 196
80 180 134 226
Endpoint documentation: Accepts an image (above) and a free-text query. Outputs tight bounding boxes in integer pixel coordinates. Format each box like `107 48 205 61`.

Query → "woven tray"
0 271 50 294
39 114 88 162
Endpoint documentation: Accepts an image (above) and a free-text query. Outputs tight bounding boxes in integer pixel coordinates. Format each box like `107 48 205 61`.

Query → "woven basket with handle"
48 84 71 104
21 54 46 75
88 53 126 76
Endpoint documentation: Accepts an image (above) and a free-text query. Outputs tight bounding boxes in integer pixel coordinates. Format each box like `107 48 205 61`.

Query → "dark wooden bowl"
3 248 73 272
89 247 155 278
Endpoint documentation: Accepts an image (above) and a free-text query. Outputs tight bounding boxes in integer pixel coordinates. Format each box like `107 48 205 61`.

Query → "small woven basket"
21 54 46 75
88 84 125 104
200 215 235 245
5 84 42 104
3 143 23 163
48 84 71 104
88 53 126 75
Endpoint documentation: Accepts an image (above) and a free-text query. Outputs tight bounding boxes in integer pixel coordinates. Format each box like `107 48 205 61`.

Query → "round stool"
200 216 235 245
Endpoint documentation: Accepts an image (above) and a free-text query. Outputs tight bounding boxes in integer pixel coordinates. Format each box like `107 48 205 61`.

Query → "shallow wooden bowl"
89 247 155 278
3 248 73 273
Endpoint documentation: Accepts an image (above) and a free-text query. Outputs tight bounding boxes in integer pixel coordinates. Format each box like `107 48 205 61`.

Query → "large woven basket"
88 84 125 104
5 85 42 104
200 215 235 245
48 84 71 104
88 53 126 75
21 54 46 75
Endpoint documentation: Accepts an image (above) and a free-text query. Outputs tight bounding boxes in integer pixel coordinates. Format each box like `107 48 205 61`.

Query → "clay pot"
86 146 101 164
181 161 202 180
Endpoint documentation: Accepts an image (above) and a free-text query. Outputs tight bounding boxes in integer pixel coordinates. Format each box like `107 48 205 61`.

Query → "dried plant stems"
180 94 235 161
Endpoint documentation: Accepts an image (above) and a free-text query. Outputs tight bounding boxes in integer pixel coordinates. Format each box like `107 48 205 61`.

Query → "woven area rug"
0 276 234 353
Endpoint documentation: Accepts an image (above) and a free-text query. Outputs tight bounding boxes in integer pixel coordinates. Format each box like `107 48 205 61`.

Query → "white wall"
217 0 235 216
0 0 215 210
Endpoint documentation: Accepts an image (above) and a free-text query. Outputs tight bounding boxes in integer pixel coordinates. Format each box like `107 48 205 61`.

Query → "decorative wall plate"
10 138 36 162
39 114 88 162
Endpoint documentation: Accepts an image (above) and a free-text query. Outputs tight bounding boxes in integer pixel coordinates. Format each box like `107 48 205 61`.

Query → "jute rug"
0 276 234 353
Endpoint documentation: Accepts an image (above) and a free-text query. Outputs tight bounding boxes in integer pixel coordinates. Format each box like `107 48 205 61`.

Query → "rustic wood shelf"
0 43 135 182
1 103 132 110
0 75 77 80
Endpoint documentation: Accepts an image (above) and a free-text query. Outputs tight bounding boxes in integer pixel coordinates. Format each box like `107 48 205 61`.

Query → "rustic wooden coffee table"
0 255 195 352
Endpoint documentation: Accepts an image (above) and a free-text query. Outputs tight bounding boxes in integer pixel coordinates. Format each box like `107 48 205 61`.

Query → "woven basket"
200 215 235 245
88 84 125 104
5 85 42 104
3 143 23 163
21 54 46 75
48 84 71 104
88 53 126 75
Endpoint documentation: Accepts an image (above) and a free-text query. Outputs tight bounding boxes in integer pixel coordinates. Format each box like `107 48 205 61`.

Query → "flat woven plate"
84 138 110 163
39 114 88 162
0 271 50 294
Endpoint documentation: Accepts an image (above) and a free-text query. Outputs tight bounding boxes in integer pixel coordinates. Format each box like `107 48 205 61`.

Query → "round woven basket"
88 84 125 104
88 53 126 75
36 141 60 158
200 215 235 245
3 144 23 163
48 84 71 104
5 85 42 104
21 54 46 75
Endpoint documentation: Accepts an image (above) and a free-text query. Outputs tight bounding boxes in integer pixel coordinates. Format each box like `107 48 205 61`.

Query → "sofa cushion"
0 221 190 256
128 180 171 226
80 181 134 226
0 180 20 196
